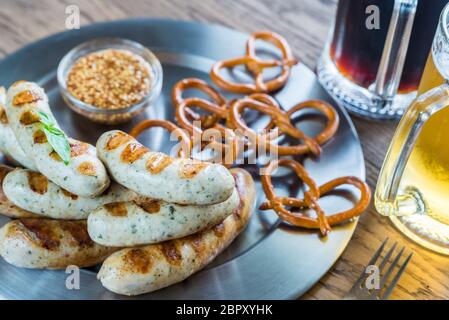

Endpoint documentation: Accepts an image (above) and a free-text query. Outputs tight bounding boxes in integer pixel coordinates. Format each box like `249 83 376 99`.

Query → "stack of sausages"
0 81 255 295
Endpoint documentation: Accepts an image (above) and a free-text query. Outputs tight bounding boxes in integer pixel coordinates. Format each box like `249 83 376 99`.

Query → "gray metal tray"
0 19 365 300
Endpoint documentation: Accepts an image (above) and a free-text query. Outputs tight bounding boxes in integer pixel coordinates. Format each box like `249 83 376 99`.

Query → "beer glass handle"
375 84 449 216
374 0 418 100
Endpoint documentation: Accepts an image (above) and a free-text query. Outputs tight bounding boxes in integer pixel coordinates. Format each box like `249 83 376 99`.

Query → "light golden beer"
376 77 449 222
393 53 449 224
418 53 446 94
375 4 449 254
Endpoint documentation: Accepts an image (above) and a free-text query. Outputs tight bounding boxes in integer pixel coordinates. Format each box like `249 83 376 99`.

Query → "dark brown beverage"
330 0 448 93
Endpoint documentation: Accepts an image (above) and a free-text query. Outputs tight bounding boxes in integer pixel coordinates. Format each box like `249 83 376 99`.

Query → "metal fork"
344 238 413 300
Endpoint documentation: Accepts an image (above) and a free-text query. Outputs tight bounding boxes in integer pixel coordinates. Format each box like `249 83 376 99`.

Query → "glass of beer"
317 0 448 120
375 3 449 255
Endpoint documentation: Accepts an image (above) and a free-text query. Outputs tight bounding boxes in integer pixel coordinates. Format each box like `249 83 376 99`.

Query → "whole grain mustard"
67 49 152 110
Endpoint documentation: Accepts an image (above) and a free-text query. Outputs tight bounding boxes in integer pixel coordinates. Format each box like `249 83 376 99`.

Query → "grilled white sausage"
4 81 110 197
88 187 240 246
0 87 36 170
0 219 118 269
96 130 235 205
98 168 254 295
3 168 137 220
0 164 37 218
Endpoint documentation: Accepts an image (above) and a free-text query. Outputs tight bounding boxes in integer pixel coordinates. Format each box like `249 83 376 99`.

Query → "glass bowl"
57 38 163 124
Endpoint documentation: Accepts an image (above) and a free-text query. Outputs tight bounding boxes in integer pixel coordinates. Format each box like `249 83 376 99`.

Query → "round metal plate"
0 19 365 300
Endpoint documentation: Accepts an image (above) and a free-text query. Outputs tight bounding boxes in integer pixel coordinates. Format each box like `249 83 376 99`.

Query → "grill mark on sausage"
19 110 40 125
160 242 182 266
213 222 226 237
78 161 97 176
104 202 128 217
0 107 8 124
138 199 161 214
189 233 205 257
60 221 93 247
120 143 149 164
20 219 60 250
145 152 173 174
106 132 132 150
233 210 241 221
12 90 42 106
49 151 63 162
123 248 152 274
27 171 48 195
70 141 89 157
0 166 12 202
33 129 47 144
178 159 208 179
61 188 78 200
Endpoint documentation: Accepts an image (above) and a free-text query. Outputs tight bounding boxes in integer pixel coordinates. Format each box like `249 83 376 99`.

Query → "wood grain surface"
0 0 447 300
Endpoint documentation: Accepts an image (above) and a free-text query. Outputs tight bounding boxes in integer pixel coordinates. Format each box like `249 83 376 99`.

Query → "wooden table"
1 0 448 300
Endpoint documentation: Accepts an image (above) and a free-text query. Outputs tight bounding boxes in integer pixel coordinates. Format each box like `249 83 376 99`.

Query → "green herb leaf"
37 111 55 126
38 111 71 165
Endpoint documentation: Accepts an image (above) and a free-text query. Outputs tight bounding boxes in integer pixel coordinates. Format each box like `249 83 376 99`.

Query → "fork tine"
378 242 397 273
380 252 413 300
350 238 388 290
367 238 389 266
379 246 405 289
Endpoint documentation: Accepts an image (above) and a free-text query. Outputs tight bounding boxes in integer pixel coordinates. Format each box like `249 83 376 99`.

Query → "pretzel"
259 159 371 236
172 78 227 129
129 119 192 158
172 77 248 167
174 95 240 167
210 31 298 94
229 96 339 156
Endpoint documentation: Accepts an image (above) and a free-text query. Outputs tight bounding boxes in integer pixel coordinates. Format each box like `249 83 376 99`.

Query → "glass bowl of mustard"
57 38 163 124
